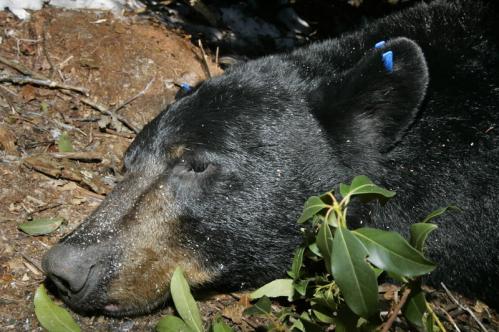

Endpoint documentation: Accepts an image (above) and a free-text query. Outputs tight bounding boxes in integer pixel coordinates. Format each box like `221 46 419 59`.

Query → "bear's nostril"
42 244 95 296
49 273 71 295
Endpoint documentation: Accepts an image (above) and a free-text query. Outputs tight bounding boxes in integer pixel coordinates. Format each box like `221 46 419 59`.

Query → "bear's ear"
313 37 429 151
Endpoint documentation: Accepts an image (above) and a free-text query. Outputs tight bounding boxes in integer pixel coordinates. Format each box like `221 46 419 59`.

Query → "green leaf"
311 294 336 324
40 102 49 112
312 287 337 310
326 210 338 227
372 267 384 279
386 271 408 284
34 284 80 332
340 176 395 201
312 307 335 324
211 316 234 332
288 247 305 280
353 228 435 277
339 183 351 199
290 318 305 332
293 279 310 297
420 206 457 223
308 242 322 257
410 223 438 252
19 217 64 235
334 305 361 332
402 290 427 328
156 315 193 332
170 267 203 332
316 223 334 274
57 132 74 153
250 279 294 301
276 307 293 321
298 196 328 223
331 226 378 318
243 296 271 316
298 312 324 332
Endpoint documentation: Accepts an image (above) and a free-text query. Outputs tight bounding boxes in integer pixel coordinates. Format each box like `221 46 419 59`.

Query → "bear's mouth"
102 291 171 317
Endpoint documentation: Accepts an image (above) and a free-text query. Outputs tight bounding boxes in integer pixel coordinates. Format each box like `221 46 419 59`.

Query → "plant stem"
381 287 412 332
426 302 447 332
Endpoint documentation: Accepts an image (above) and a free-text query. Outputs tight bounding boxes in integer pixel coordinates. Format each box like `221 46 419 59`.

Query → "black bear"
42 0 498 315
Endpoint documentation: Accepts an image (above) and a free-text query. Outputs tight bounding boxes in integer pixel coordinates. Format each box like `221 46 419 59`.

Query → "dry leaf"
473 300 489 314
0 124 18 155
19 85 36 101
222 303 245 324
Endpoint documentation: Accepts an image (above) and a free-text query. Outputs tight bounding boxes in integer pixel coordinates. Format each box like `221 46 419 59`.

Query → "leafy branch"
245 175 449 331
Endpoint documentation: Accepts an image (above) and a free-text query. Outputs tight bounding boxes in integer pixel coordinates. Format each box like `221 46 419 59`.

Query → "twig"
242 317 260 330
484 126 495 134
381 287 412 332
20 253 44 275
0 54 87 95
0 74 89 96
113 78 154 113
197 39 212 79
0 55 134 135
437 305 461 331
28 203 63 216
441 283 488 332
215 46 219 68
104 128 135 139
74 184 106 201
80 97 139 133
0 54 44 79
0 85 18 113
92 131 133 140
15 38 40 58
49 152 103 162
42 19 55 78
426 302 447 332
57 55 74 69
52 119 87 137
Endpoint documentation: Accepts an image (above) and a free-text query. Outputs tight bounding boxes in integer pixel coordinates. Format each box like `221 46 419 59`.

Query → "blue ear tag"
180 82 192 93
374 40 386 49
382 51 394 73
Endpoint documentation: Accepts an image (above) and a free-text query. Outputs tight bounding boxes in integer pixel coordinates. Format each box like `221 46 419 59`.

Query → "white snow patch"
0 0 144 19
0 0 42 19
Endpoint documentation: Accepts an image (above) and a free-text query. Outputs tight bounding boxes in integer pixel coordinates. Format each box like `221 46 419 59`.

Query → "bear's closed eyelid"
172 157 217 175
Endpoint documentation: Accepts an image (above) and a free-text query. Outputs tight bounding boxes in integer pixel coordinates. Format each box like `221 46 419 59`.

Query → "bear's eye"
173 159 214 176
186 161 208 173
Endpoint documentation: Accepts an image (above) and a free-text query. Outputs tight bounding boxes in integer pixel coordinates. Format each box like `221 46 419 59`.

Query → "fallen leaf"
34 284 81 332
0 124 18 155
222 303 245 324
18 217 64 235
239 294 251 307
473 300 489 314
20 85 36 101
57 133 74 153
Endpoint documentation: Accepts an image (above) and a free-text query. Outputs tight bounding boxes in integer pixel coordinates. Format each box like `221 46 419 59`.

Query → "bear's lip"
104 303 121 312
102 290 172 317
101 302 156 317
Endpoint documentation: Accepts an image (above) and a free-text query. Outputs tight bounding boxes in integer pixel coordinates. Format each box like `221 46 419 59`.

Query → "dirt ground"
0 6 497 332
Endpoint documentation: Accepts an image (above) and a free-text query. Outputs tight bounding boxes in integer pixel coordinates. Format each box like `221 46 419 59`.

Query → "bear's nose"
42 244 94 295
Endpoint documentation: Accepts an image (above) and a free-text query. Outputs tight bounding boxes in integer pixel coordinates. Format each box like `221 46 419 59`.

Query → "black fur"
43 0 499 314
